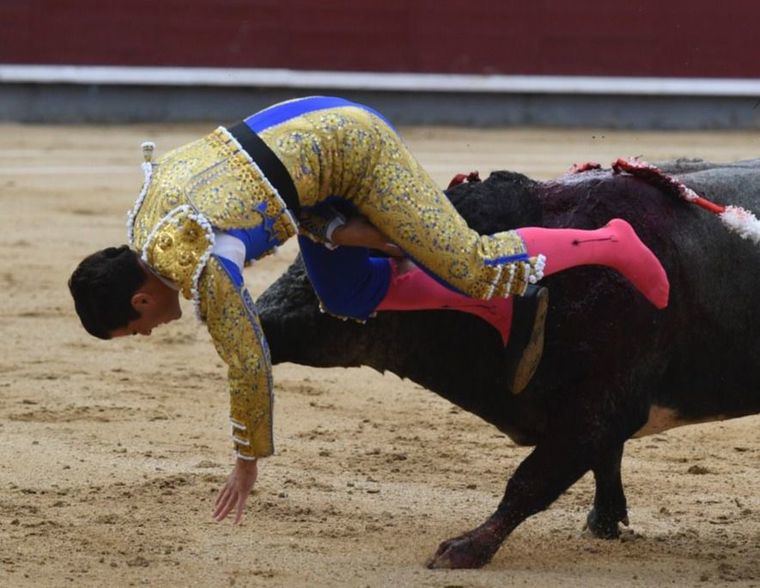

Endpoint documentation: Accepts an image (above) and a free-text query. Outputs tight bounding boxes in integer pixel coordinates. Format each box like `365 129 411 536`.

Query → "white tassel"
530 254 546 283
719 205 760 245
127 141 157 245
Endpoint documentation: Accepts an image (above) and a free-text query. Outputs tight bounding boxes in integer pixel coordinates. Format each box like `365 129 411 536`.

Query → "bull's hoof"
584 507 629 539
426 531 500 569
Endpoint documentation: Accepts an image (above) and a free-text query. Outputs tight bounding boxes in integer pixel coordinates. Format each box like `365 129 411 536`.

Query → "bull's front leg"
427 433 594 569
585 443 630 538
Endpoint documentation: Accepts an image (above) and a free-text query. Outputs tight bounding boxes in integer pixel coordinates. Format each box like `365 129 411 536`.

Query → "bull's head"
256 258 378 368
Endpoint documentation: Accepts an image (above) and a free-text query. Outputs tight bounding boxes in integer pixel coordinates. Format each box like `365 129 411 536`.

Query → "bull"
255 158 760 569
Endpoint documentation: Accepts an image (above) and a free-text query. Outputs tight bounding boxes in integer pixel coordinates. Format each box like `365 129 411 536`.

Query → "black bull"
255 158 760 569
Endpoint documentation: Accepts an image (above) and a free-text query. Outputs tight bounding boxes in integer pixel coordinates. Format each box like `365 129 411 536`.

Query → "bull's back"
536 162 760 422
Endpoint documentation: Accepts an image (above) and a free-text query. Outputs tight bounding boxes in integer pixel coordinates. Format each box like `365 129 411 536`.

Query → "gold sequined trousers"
255 99 544 298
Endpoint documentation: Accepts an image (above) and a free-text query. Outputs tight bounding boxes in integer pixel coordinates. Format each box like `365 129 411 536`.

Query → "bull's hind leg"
427 433 594 569
586 443 629 538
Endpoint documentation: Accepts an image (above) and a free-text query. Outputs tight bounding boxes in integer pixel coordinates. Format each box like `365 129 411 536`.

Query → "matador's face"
109 272 182 338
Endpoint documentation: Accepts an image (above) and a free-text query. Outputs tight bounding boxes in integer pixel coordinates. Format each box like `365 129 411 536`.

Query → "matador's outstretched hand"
213 458 259 524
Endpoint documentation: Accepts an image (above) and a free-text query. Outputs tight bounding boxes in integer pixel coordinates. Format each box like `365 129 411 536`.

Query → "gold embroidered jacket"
128 128 304 459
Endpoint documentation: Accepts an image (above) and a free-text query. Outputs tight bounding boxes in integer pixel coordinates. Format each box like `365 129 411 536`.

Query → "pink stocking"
377 260 513 344
518 219 669 308
374 218 668 348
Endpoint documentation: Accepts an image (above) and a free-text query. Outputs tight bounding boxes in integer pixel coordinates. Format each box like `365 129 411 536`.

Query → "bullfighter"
68 96 669 524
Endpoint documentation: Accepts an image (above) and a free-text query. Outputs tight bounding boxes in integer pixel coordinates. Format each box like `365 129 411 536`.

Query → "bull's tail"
612 157 760 245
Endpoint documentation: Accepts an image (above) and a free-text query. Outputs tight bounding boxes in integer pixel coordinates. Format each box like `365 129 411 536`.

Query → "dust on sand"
0 124 758 586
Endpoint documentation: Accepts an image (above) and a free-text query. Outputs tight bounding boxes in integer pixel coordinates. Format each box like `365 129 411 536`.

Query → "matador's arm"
197 255 274 459
298 203 347 246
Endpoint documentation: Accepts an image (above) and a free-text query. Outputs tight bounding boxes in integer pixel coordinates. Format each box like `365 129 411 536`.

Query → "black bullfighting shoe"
504 285 549 395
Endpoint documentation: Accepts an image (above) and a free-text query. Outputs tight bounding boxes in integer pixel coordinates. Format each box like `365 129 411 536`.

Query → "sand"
0 123 758 587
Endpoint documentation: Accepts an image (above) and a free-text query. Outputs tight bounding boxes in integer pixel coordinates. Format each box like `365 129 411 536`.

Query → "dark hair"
68 245 147 339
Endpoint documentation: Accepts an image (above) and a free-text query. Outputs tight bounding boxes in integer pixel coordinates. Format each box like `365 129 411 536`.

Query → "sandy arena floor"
0 124 758 587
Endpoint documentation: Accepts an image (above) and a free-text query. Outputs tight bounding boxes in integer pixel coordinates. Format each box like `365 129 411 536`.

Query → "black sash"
227 122 301 216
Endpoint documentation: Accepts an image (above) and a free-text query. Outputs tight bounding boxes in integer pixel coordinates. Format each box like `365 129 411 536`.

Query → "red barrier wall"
2 0 758 78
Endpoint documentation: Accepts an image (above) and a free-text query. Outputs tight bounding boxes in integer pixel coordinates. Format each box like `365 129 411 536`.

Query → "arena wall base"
2 84 760 129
